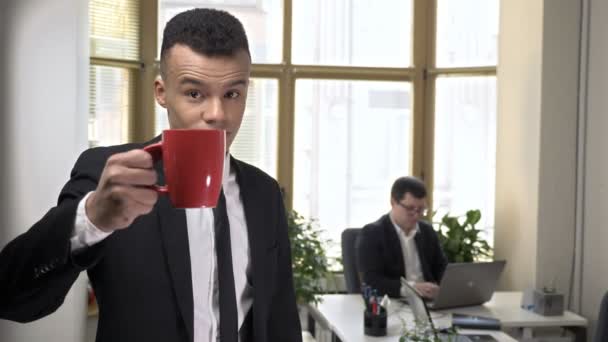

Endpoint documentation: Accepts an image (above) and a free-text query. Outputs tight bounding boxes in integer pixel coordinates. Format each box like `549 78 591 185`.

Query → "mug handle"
143 142 169 194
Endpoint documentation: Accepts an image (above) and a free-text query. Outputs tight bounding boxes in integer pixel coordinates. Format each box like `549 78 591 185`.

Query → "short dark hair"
159 8 250 76
391 176 427 201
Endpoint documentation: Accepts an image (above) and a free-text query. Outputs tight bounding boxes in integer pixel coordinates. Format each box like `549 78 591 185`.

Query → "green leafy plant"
287 210 330 305
433 209 492 263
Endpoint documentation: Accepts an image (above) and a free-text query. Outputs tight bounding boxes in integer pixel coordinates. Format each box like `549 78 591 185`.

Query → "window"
158 0 283 64
88 66 135 145
432 0 499 243
89 0 140 147
90 0 499 259
293 79 412 248
291 0 413 67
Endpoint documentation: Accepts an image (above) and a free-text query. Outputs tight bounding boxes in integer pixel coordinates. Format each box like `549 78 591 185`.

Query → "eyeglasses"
396 202 428 216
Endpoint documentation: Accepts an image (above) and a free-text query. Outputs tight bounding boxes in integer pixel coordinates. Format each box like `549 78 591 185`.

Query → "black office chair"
594 291 608 342
341 228 362 294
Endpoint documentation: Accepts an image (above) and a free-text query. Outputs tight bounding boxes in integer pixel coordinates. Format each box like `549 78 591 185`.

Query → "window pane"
89 0 140 60
155 78 278 178
292 0 413 67
158 0 283 64
294 79 412 252
433 76 496 244
89 66 134 147
436 0 499 67
231 79 278 177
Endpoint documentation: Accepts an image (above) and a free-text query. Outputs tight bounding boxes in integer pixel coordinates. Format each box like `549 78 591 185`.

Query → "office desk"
440 292 587 340
306 293 587 342
306 294 516 342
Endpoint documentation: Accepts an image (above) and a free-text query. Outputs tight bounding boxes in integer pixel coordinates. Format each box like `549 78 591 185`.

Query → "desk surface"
308 292 588 342
308 294 517 342
441 291 587 328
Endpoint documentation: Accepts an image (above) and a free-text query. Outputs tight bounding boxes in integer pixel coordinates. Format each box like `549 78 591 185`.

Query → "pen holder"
364 309 387 336
533 289 564 316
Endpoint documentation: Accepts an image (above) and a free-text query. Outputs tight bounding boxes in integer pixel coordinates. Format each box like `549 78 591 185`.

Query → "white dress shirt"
390 217 423 297
71 153 252 342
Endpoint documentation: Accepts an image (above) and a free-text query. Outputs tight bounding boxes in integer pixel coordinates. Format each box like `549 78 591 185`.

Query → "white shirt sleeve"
400 280 417 297
70 191 113 252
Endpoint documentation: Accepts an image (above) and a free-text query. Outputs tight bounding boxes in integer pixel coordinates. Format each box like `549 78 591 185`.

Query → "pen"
370 295 377 315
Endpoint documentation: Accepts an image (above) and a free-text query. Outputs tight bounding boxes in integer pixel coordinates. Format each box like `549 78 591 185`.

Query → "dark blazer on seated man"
356 176 447 299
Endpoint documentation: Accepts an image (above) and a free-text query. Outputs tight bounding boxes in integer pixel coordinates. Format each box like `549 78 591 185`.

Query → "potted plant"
399 321 458 342
286 210 330 305
433 209 492 262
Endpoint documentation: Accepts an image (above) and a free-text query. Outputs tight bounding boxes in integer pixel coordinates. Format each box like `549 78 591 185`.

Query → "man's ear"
154 76 167 108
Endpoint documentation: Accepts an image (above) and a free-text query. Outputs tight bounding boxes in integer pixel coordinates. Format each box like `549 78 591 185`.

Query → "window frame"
105 0 498 214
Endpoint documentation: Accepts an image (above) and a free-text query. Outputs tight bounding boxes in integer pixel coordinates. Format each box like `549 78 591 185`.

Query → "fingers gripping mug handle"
143 142 169 194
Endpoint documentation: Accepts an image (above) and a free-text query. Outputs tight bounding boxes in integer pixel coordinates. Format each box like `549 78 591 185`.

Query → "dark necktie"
213 190 238 342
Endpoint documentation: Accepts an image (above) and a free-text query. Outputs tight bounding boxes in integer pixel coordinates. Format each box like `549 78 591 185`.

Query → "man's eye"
188 91 201 99
225 91 240 99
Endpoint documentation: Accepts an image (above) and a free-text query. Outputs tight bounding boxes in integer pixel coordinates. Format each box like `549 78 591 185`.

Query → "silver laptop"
426 261 506 310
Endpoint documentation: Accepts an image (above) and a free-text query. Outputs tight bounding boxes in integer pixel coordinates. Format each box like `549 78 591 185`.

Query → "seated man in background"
357 176 447 299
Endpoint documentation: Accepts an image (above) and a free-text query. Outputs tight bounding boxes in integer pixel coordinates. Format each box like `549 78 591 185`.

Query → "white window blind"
90 0 140 61
88 65 135 146
89 0 140 147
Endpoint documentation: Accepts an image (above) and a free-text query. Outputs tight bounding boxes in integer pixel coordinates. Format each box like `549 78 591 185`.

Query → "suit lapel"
231 157 271 342
230 156 269 273
154 158 194 341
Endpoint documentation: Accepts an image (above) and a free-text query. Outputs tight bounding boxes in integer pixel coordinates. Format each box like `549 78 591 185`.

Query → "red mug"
144 129 226 208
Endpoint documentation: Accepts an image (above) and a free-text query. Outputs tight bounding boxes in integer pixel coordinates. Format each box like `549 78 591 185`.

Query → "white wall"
535 0 580 300
0 0 89 341
495 0 544 291
497 0 608 337
496 0 580 298
581 0 608 334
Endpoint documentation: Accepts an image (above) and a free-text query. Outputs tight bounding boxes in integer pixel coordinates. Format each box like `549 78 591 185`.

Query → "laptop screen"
400 278 437 333
429 261 507 310
400 277 499 342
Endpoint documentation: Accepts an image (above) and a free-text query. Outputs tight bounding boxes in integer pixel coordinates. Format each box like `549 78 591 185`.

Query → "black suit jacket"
0 138 302 342
356 214 447 298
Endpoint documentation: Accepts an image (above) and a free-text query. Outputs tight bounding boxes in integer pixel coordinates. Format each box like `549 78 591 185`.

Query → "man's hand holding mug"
86 129 226 232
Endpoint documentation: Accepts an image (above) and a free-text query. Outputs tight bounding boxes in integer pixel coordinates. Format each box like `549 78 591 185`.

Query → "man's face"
154 44 251 149
390 192 427 231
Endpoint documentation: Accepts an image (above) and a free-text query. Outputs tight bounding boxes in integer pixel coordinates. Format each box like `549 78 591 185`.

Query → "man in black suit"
0 8 301 342
357 176 447 299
